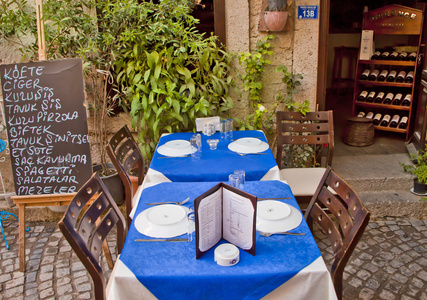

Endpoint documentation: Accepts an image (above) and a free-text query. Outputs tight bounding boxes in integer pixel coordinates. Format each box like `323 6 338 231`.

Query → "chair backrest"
276 110 334 168
106 125 145 226
58 173 126 300
304 167 370 300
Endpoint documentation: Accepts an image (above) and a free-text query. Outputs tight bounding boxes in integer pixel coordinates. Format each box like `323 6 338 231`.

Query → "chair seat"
279 167 327 196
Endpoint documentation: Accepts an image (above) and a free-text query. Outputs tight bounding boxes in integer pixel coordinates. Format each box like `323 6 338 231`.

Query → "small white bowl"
214 243 239 267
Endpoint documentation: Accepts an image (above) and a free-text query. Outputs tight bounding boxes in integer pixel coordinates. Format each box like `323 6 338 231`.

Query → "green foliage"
238 35 273 108
111 0 234 158
401 149 427 184
1 0 235 161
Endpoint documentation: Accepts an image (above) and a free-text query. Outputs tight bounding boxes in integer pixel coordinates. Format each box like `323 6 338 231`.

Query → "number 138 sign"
298 5 318 20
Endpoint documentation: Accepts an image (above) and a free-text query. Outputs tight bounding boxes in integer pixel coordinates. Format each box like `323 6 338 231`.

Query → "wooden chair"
276 110 334 205
106 125 145 226
304 167 370 300
58 173 126 300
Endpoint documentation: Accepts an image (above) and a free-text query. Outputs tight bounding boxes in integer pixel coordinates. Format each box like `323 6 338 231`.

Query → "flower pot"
413 179 427 195
263 11 288 32
93 163 125 205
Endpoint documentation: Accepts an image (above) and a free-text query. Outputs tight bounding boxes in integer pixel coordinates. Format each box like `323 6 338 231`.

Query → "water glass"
234 169 245 189
187 211 195 242
225 119 233 140
190 136 201 159
203 122 215 136
228 174 241 188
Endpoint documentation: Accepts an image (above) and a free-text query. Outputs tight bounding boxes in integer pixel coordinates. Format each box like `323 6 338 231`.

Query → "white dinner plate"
164 140 191 149
235 137 262 147
228 139 270 154
256 200 302 233
134 205 192 238
157 140 194 157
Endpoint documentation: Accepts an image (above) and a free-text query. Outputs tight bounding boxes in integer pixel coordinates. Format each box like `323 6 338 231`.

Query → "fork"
236 152 268 156
257 230 306 236
146 197 190 206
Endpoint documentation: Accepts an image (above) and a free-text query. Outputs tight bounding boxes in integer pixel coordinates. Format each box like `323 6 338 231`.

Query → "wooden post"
36 0 46 61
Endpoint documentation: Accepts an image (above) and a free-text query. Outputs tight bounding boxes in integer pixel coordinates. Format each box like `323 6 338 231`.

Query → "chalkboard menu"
0 58 92 196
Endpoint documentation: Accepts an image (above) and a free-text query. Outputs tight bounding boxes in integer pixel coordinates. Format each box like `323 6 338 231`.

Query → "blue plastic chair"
0 139 28 250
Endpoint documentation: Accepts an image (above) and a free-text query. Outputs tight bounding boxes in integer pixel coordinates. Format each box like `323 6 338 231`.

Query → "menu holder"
194 182 257 259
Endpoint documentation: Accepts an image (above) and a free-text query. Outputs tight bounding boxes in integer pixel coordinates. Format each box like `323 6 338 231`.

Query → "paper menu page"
198 188 222 252
222 188 254 250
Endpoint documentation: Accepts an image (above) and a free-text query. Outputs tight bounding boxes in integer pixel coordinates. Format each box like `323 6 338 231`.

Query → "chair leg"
0 211 19 250
102 240 114 270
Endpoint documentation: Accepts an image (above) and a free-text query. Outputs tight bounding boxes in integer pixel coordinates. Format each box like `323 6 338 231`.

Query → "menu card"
194 182 257 259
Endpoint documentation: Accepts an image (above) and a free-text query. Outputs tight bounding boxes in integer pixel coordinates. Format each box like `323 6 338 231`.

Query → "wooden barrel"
343 117 375 147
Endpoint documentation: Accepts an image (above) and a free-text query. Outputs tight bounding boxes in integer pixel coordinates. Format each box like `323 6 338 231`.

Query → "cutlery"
257 230 306 236
236 152 268 156
146 197 190 206
157 155 191 159
135 238 190 242
257 197 291 200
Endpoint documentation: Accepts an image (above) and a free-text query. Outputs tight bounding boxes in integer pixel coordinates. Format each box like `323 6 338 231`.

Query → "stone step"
333 153 414 191
358 190 427 219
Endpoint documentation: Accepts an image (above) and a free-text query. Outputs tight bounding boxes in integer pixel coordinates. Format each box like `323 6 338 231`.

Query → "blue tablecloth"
149 131 278 182
119 180 322 300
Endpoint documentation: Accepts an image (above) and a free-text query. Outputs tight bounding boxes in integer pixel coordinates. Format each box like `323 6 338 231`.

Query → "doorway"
322 0 420 156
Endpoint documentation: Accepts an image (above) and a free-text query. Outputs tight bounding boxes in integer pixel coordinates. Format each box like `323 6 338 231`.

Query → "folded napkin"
195 116 220 132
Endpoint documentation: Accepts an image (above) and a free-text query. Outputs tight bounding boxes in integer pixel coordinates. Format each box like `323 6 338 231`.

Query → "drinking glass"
234 169 245 189
228 174 240 188
226 119 233 140
203 122 215 136
190 136 201 159
187 210 195 242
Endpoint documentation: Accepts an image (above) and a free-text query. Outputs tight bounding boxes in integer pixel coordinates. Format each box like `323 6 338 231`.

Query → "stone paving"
0 217 425 299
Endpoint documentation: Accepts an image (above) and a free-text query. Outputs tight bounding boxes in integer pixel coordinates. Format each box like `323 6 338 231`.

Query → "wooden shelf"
359 60 416 67
373 125 407 133
355 102 411 111
357 80 413 88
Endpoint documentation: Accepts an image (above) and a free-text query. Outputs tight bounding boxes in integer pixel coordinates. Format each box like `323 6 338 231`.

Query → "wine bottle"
402 94 411 106
383 92 394 104
389 115 400 128
408 52 417 61
396 71 407 83
398 52 408 60
390 51 399 60
380 114 391 126
386 70 397 82
377 70 388 81
366 91 376 102
357 111 366 118
371 51 381 60
405 71 414 83
366 112 374 119
380 51 390 60
360 69 370 80
368 69 380 81
358 90 368 101
375 92 385 103
398 116 408 129
392 93 403 105
373 113 382 125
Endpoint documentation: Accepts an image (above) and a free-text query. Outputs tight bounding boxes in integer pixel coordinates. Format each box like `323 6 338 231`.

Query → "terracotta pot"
414 179 427 194
263 11 288 32
93 163 125 205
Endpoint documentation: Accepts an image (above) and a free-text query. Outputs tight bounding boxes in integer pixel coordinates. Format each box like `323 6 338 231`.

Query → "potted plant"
263 0 290 32
401 150 427 194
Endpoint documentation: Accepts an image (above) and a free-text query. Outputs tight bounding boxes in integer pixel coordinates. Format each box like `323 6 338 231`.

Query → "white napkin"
196 117 220 132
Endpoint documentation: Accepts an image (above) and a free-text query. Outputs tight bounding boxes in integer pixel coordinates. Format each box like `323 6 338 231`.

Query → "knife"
135 238 189 242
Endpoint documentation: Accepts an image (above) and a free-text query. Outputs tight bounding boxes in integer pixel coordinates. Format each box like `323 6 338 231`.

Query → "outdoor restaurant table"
107 180 337 300
144 130 280 185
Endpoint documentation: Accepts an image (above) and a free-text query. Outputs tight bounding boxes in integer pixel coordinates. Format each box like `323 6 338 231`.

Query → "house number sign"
298 5 318 20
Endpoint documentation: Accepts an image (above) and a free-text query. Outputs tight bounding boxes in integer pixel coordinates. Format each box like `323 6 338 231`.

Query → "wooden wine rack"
352 4 425 140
